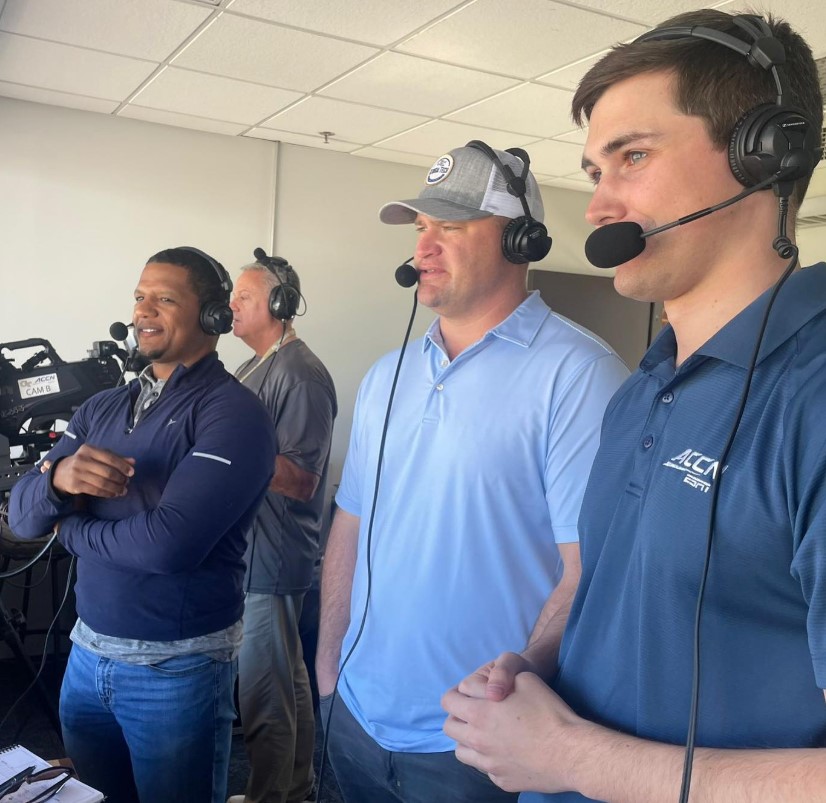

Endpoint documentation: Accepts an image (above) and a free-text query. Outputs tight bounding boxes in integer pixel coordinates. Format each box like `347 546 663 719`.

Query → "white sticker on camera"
19 373 61 398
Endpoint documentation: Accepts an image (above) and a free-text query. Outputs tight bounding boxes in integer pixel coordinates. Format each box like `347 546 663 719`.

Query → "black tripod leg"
0 596 62 737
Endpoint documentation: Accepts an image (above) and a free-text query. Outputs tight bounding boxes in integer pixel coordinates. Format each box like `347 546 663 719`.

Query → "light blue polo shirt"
336 290 629 752
527 264 826 803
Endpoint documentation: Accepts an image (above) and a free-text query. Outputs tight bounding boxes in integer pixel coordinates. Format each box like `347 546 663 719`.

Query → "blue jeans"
59 643 237 803
321 693 518 803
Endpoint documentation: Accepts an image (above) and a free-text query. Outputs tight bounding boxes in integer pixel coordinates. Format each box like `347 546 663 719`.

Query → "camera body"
0 338 122 496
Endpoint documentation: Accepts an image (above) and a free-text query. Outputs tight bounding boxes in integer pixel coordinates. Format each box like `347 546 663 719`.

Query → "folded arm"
56 398 274 573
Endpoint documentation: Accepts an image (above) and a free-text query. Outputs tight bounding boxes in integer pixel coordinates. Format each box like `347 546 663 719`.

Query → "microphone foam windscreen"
109 321 129 341
584 221 646 269
395 263 419 288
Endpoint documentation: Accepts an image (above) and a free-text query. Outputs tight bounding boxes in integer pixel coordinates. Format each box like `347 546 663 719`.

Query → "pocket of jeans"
147 653 217 677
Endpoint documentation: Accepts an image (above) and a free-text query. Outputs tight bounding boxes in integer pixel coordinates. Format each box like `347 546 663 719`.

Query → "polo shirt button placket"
642 435 655 449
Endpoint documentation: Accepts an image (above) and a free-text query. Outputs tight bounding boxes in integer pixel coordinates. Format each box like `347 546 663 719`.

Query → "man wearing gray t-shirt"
229 252 337 803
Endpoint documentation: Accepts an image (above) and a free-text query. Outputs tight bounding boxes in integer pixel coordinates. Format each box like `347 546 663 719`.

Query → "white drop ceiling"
0 0 824 194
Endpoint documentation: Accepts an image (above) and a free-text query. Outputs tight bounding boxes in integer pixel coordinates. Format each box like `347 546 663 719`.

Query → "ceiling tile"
0 32 157 99
446 83 576 138
319 52 519 116
537 51 610 92
0 81 119 113
119 104 247 136
540 176 594 193
351 147 436 167
717 0 826 58
0 0 210 61
397 0 647 79
172 13 378 92
245 127 359 151
567 0 713 25
517 139 585 177
227 0 463 46
535 1 826 90
131 67 302 125
262 96 428 144
554 127 588 145
377 119 537 157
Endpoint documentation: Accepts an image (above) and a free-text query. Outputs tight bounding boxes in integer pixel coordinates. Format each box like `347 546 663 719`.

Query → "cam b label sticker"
19 373 61 398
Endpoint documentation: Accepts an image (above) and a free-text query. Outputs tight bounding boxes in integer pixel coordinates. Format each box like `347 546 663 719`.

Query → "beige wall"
0 97 601 491
798 225 826 266
5 95 822 495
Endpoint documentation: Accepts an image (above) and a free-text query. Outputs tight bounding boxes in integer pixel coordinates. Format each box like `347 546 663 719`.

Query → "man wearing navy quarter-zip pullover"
9 248 276 803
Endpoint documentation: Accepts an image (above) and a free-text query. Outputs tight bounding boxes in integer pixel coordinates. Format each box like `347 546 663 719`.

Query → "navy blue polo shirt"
525 263 826 803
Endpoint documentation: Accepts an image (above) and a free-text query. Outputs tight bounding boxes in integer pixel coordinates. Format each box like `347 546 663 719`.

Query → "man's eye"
628 151 647 165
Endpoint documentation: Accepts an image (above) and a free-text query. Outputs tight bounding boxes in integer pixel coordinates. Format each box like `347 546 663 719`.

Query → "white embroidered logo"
167 418 177 427
426 155 453 185
662 448 721 493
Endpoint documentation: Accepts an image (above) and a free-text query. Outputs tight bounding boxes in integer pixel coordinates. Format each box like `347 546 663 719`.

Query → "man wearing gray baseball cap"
317 141 628 803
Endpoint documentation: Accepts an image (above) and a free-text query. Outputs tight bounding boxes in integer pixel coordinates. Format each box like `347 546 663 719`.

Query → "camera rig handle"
0 339 65 370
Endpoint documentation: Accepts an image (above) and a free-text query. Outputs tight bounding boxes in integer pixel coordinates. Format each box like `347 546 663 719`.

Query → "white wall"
0 97 601 491
0 97 276 371
269 142 431 484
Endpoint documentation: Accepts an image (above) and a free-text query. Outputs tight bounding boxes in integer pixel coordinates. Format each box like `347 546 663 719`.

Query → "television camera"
0 335 141 498
0 335 139 736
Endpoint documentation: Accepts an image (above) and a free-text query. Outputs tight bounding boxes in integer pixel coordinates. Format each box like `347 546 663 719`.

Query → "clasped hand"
52 444 135 498
441 652 583 794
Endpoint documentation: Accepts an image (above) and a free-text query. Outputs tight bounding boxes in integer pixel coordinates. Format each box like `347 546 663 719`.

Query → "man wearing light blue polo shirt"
316 141 628 803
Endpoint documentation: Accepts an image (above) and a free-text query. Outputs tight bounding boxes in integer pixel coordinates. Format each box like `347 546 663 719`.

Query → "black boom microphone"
109 321 129 342
108 321 147 379
395 258 419 288
584 170 790 269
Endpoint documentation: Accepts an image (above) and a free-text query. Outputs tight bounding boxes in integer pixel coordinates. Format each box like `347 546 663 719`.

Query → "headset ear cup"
200 301 233 335
502 217 552 264
269 285 299 320
728 109 756 187
176 246 234 335
269 286 283 319
729 103 818 188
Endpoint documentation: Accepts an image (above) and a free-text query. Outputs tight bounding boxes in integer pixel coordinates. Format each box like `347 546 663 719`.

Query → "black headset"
253 248 301 321
464 140 553 264
177 246 233 336
635 15 821 199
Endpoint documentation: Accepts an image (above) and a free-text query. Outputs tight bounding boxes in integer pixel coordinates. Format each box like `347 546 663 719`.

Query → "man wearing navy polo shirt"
316 143 628 803
442 9 826 803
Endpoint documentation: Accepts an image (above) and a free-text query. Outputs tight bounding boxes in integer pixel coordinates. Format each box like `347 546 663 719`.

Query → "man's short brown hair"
572 9 822 210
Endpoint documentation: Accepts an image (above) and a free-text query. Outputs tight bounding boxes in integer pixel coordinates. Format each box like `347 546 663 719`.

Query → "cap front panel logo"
426 155 453 185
